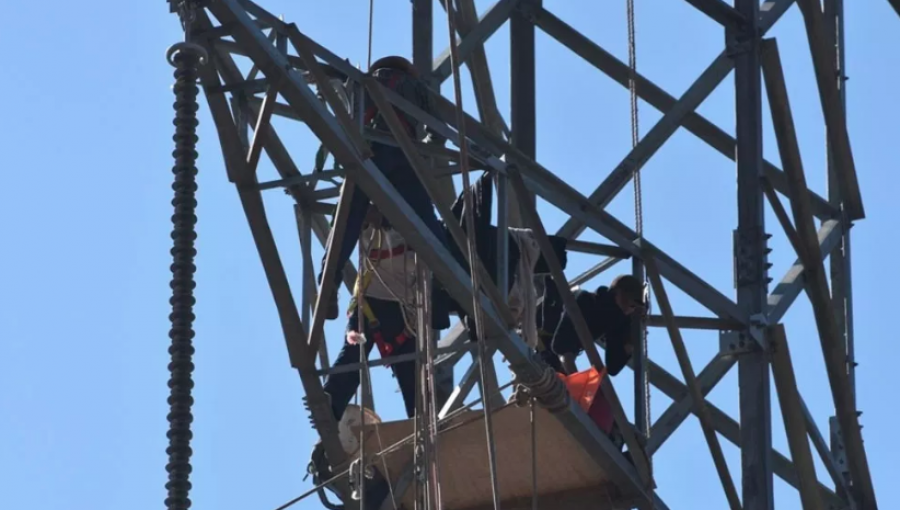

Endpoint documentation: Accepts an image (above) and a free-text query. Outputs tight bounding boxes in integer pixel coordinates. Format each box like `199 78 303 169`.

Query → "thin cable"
273 465 353 510
370 382 515 460
441 1 502 508
530 398 537 510
356 229 371 509
626 0 642 235
422 267 444 510
360 228 401 510
626 0 651 442
367 0 375 70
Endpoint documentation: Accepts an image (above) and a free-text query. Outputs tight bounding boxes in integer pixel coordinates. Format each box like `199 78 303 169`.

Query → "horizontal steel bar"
315 343 476 376
645 315 743 330
683 0 746 29
566 239 632 258
570 257 623 287
258 170 344 190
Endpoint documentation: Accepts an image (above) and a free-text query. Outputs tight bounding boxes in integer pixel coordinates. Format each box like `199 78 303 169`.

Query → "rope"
164 6 207 507
351 228 401 510
530 398 538 510
355 230 369 508
367 0 375 70
627 0 641 233
441 2 502 509
626 0 651 441
420 263 444 510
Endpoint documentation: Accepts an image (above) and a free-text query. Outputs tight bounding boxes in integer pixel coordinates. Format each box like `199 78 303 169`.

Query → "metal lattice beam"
174 0 881 508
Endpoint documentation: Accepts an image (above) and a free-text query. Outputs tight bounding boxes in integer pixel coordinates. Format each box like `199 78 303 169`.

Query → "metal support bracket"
719 330 755 356
748 313 770 349
733 226 770 289
515 0 540 21
719 316 768 356
829 416 852 482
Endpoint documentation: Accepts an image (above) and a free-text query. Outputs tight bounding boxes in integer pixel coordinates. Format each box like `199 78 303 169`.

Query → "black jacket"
538 285 633 375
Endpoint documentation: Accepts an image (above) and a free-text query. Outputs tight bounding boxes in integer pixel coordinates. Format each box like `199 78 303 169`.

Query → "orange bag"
558 367 614 434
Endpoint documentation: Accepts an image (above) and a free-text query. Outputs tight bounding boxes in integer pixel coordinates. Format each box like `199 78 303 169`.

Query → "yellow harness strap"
350 269 380 328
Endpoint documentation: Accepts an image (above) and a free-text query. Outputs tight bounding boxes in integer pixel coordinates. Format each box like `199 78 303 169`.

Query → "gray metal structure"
171 0 880 508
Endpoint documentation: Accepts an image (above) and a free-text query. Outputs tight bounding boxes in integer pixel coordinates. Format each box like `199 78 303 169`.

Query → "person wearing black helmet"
317 56 452 331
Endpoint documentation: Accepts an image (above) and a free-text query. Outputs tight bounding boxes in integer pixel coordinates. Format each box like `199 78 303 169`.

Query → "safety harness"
348 230 415 362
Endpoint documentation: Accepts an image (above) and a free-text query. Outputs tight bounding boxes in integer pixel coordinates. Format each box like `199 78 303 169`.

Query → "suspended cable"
367 0 375 70
530 398 538 510
164 3 207 508
441 1 502 508
422 264 444 510
355 227 405 510
273 464 354 510
626 0 651 442
355 230 370 509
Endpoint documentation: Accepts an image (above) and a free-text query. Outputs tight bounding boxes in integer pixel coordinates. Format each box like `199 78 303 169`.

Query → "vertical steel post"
413 0 433 81
733 0 774 508
824 0 856 404
510 1 537 228
414 0 454 410
824 0 857 496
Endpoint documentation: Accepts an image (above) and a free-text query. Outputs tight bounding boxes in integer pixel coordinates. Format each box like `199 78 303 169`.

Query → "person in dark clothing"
323 298 418 420
538 274 646 375
316 206 423 510
441 171 569 342
323 205 421 421
318 55 451 331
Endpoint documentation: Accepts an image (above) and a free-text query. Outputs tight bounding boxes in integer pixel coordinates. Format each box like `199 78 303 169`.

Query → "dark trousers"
323 297 418 420
319 143 450 330
538 346 564 374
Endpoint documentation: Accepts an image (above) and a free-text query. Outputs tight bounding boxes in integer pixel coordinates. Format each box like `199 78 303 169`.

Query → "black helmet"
369 55 420 78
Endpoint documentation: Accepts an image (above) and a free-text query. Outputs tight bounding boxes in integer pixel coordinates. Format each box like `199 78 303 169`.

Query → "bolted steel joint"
733 227 770 289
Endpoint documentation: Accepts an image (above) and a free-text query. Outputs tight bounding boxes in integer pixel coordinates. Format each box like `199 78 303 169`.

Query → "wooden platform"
360 404 631 510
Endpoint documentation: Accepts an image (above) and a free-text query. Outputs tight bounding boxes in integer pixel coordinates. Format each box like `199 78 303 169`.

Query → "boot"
326 290 339 320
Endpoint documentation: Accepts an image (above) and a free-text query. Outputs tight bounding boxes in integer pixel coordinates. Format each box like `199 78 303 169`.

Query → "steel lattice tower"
167 0 881 508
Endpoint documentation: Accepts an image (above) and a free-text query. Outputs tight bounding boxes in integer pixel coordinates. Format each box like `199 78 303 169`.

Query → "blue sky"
1 1 898 509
